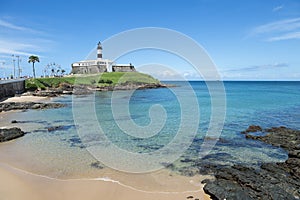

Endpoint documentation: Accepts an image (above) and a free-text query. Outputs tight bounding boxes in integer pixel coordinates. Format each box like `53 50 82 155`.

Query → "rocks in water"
11 120 18 123
0 127 25 142
29 82 167 97
202 126 300 200
67 136 86 149
160 162 175 170
90 161 104 169
33 90 60 97
179 167 200 177
113 83 166 90
47 125 75 132
203 164 298 200
0 102 65 112
241 125 262 134
47 126 65 132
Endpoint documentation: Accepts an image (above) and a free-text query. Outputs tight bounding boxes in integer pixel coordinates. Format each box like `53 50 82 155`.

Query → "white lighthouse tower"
97 41 102 59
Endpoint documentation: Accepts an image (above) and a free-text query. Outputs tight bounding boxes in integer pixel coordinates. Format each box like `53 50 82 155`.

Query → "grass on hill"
25 72 160 91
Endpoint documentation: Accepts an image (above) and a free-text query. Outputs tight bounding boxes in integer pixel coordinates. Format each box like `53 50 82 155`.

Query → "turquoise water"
1 81 300 177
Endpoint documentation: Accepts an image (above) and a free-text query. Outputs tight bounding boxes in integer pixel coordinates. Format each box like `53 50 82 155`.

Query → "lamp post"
0 62 5 80
16 55 21 78
12 54 16 79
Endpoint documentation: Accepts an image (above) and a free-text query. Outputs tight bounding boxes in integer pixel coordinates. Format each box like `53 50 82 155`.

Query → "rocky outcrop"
113 83 167 90
203 126 300 200
241 125 263 133
0 102 65 112
0 128 25 142
29 83 167 97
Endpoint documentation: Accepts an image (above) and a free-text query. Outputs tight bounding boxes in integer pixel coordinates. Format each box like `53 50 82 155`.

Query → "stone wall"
71 65 107 74
0 79 25 100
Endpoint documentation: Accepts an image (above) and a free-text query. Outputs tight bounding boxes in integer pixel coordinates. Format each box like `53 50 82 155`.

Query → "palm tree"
28 55 40 78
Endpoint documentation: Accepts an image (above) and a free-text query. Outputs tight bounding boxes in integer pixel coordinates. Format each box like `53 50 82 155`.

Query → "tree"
61 69 66 75
28 55 40 78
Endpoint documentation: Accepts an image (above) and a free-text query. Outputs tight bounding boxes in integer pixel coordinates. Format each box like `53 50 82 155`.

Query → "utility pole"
12 54 16 79
0 62 5 80
16 55 21 78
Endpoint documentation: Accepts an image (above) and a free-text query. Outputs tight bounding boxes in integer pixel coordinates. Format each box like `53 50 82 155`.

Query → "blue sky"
0 0 300 80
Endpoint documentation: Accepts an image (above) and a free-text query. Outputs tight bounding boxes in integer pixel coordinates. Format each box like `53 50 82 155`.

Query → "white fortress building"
71 42 135 74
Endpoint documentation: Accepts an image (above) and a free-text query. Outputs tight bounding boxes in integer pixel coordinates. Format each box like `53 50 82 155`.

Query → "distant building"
71 42 135 74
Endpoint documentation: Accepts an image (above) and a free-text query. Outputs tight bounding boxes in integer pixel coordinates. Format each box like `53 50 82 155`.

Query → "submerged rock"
90 161 104 169
47 125 75 132
0 127 25 142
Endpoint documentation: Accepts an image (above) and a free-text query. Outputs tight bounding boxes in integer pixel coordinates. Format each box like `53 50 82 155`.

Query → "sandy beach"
1 95 49 103
0 95 212 200
0 163 211 200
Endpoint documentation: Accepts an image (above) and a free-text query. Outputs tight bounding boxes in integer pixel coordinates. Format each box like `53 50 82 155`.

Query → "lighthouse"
97 41 102 59
71 41 135 74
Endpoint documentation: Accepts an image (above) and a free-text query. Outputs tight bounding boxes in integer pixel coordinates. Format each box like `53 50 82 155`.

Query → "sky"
0 0 300 80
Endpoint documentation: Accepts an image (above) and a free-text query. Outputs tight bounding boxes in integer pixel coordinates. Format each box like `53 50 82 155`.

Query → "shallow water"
0 81 299 190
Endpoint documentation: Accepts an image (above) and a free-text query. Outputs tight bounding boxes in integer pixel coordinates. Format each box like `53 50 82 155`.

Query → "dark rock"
180 157 194 163
59 83 73 91
203 126 300 200
73 85 94 95
241 125 263 134
47 126 64 132
90 161 104 169
160 162 175 170
11 120 18 123
31 103 41 109
186 196 193 199
47 125 75 132
179 167 200 177
0 128 25 142
203 179 255 200
0 102 65 112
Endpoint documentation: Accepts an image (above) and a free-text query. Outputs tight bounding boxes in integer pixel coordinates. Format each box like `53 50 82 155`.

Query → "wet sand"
0 163 211 200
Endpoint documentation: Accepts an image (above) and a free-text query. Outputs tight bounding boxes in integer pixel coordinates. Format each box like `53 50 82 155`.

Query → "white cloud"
224 63 289 72
0 19 27 31
0 40 41 56
273 5 284 12
252 18 300 34
0 19 43 34
268 31 300 41
250 17 300 41
0 17 55 59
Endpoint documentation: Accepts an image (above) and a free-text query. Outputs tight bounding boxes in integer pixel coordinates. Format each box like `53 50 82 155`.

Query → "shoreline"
1 95 50 103
0 94 212 199
0 162 211 200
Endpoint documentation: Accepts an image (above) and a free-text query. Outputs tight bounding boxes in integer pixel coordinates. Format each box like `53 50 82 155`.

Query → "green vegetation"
25 72 160 90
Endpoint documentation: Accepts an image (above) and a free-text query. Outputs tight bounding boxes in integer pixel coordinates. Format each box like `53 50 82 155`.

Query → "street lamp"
0 62 5 80
12 54 16 79
16 55 21 78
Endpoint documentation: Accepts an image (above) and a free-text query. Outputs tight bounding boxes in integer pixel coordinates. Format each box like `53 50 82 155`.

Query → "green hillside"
25 72 160 90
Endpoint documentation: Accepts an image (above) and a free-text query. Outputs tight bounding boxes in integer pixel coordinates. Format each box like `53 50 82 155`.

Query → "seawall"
0 79 25 100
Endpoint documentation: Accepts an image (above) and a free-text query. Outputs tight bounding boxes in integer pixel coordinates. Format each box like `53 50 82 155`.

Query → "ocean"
0 81 299 189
